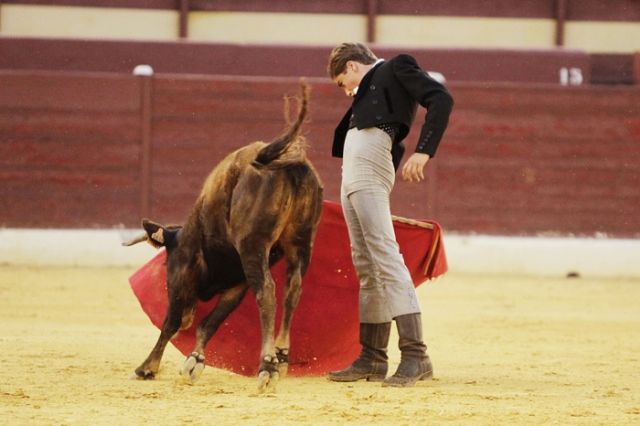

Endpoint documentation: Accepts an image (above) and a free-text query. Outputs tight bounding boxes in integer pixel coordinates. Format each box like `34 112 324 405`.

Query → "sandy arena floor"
0 265 638 425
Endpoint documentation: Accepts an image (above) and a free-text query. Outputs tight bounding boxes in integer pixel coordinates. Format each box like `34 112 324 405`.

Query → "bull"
124 81 323 392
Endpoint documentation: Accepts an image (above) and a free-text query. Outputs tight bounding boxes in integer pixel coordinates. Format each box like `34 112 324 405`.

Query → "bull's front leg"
134 298 194 380
181 284 249 383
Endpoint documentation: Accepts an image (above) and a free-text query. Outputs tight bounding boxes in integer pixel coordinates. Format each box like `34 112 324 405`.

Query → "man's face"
333 61 363 97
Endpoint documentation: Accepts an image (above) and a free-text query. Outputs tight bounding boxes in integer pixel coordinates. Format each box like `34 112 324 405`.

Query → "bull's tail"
252 79 309 168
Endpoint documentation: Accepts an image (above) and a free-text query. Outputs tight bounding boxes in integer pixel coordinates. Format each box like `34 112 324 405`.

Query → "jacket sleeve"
392 54 454 158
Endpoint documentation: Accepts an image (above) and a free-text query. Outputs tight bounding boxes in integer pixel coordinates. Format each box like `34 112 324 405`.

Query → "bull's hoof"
257 370 279 394
276 347 289 378
132 367 156 380
257 355 279 393
181 352 205 383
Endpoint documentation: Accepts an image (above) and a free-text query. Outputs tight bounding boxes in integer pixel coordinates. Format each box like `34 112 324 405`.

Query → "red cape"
129 200 447 376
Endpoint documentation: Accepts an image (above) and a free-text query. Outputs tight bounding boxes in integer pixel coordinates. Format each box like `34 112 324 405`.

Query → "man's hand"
401 153 430 182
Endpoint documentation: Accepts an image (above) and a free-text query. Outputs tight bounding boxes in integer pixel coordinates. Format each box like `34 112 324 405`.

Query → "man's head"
327 42 378 97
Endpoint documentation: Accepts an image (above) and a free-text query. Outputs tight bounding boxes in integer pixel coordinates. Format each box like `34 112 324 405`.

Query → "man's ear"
346 60 356 72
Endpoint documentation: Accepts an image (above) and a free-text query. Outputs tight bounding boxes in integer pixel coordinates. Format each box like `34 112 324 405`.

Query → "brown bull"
124 81 323 392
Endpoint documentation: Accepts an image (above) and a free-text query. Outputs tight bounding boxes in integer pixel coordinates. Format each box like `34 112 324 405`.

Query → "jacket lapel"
352 61 384 106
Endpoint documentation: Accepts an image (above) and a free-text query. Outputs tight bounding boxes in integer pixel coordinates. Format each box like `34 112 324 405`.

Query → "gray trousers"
341 127 422 324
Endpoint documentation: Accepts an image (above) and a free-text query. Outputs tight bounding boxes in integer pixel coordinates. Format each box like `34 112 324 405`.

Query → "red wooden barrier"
1 71 639 237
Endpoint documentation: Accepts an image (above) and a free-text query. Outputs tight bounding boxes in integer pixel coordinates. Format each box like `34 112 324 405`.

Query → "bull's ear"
141 219 181 249
142 219 167 248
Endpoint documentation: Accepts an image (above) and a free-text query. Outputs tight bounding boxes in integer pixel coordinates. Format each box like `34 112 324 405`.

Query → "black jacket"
332 54 454 170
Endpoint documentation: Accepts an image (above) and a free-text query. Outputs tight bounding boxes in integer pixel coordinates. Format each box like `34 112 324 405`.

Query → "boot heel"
419 370 433 381
366 373 386 382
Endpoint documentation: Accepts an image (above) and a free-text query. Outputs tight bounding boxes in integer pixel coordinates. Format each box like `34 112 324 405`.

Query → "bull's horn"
121 233 148 246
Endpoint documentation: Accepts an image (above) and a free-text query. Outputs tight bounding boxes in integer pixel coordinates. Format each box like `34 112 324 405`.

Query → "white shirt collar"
353 59 385 96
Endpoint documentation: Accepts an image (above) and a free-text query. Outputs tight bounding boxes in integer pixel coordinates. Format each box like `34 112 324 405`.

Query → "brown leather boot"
328 322 391 382
383 313 433 387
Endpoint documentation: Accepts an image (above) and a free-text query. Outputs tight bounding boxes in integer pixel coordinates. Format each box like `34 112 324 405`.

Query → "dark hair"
327 42 378 79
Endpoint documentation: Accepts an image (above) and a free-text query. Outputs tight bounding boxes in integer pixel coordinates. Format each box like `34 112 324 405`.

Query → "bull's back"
226 155 322 248
200 142 267 200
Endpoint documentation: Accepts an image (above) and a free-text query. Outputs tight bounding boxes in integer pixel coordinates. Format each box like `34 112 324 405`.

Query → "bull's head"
122 219 182 250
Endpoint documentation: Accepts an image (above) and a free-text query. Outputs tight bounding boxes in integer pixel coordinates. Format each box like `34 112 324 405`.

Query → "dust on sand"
1 265 638 425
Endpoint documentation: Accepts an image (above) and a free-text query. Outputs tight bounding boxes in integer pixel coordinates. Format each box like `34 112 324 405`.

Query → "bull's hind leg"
134 297 196 380
275 224 316 377
180 284 249 382
239 247 279 393
274 255 305 377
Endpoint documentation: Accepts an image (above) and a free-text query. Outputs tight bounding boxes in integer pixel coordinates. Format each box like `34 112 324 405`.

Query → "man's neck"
360 59 381 74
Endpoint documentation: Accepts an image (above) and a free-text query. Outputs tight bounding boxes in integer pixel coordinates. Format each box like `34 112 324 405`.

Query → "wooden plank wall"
0 72 142 227
1 71 639 237
438 83 640 236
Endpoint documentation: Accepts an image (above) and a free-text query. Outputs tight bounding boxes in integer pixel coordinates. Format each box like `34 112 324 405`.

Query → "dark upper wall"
0 38 594 85
1 71 639 237
4 37 639 85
